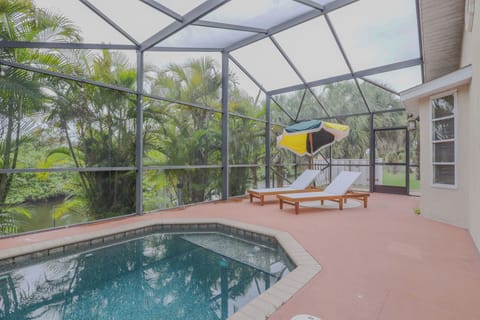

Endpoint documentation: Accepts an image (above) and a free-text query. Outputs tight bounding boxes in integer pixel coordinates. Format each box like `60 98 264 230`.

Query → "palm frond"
53 197 85 220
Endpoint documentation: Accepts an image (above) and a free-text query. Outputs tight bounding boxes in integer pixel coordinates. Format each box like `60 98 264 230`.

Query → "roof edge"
400 65 472 106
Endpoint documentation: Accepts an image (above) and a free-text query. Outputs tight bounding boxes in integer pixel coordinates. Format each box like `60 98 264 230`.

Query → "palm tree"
0 0 80 232
228 85 266 195
145 57 270 204
144 57 223 204
44 50 137 219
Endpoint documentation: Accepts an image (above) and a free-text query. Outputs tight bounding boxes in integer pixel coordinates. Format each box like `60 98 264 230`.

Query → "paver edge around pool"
0 217 322 320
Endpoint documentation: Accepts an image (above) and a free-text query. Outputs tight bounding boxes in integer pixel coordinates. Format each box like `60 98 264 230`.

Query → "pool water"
0 232 293 319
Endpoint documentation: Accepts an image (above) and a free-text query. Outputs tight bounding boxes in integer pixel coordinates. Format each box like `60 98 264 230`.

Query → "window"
430 91 456 187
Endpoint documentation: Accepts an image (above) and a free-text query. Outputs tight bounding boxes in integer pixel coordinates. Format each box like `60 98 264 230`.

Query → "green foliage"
3 140 74 204
0 0 81 232
39 50 139 219
0 204 32 235
36 147 74 180
229 117 265 195
5 172 70 204
53 197 87 220
144 58 224 205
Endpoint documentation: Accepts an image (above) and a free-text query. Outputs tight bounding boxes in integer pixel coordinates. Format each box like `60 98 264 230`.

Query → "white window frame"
429 90 457 189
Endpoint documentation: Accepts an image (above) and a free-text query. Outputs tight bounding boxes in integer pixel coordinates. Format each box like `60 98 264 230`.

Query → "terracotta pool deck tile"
1 193 480 320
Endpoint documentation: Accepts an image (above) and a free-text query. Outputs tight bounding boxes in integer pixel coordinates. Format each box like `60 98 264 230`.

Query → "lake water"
22 199 87 232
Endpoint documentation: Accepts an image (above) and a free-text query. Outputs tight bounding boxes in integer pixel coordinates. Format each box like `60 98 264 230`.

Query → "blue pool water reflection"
0 232 293 319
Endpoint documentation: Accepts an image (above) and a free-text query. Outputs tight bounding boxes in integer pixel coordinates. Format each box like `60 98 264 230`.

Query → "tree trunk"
0 100 15 203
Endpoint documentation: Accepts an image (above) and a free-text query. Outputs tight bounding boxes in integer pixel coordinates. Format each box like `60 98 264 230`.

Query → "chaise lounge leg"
295 202 299 214
279 199 283 210
364 196 368 208
260 195 264 206
339 198 343 210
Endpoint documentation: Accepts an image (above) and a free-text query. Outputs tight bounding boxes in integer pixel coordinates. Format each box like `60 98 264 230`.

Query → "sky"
32 0 422 96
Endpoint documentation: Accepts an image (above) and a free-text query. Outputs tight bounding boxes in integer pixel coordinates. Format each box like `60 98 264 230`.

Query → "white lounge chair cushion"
250 170 320 193
289 169 321 189
324 171 361 195
278 171 362 199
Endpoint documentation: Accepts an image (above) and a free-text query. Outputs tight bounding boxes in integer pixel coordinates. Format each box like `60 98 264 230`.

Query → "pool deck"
1 193 480 320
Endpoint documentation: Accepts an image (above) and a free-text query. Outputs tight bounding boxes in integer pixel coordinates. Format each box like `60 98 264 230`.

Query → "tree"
0 0 80 232
144 57 223 204
228 81 266 195
45 50 137 219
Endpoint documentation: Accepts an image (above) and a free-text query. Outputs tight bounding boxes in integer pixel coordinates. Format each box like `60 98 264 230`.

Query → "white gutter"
400 65 473 114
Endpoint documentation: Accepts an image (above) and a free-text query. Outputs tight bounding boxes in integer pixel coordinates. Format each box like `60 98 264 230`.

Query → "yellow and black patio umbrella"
277 120 349 163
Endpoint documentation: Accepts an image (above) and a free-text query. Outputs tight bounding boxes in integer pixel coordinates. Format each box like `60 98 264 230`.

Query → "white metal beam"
140 0 231 51
79 0 139 46
226 0 358 52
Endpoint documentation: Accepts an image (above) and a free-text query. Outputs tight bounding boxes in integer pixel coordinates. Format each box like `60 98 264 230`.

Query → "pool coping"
0 218 322 320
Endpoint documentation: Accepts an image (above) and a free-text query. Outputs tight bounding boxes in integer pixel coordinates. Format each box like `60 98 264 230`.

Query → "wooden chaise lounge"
276 171 369 214
247 169 320 205
277 191 370 214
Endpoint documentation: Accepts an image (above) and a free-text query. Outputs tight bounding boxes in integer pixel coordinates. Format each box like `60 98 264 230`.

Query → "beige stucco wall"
403 0 480 252
418 85 470 228
461 0 480 250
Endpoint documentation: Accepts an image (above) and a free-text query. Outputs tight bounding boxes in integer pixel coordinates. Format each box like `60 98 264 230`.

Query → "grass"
382 171 420 190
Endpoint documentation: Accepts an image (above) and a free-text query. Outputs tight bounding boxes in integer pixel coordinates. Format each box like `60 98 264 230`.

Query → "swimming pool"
0 231 294 319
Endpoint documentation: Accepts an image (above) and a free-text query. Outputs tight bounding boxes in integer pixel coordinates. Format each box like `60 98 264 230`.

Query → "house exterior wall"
461 0 480 250
401 0 480 252
417 85 470 228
